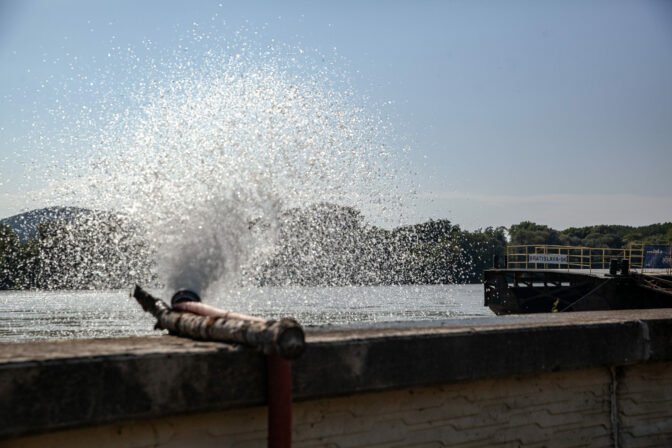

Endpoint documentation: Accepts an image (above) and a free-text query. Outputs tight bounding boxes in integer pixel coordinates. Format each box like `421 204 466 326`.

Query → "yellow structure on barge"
505 243 671 274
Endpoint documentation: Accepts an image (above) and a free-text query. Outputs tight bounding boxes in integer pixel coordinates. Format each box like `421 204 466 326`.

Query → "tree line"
1 204 670 290
246 203 507 286
0 213 154 290
509 221 672 248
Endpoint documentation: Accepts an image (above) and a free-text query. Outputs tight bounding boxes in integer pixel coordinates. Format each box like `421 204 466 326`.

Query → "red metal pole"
267 354 292 448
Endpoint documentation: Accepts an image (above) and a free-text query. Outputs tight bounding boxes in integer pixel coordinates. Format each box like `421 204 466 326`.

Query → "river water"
0 284 490 342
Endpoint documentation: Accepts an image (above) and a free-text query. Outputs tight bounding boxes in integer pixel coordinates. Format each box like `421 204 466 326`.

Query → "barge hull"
484 269 672 315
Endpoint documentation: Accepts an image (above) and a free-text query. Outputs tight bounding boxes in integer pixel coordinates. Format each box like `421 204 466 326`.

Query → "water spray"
29 28 410 296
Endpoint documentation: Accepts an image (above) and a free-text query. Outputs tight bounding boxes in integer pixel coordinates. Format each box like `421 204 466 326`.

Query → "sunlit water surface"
0 284 490 342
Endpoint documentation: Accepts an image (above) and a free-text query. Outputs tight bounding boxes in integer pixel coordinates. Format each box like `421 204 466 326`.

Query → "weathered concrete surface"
6 363 672 447
617 362 672 447
0 337 267 439
2 309 672 443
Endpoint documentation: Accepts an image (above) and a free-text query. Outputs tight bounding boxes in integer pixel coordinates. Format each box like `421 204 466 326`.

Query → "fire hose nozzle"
171 289 201 306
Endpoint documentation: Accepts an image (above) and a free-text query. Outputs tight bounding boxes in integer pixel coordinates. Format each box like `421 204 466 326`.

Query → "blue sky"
1 0 671 229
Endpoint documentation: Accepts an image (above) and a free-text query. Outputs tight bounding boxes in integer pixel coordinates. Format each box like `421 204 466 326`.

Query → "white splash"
28 30 410 297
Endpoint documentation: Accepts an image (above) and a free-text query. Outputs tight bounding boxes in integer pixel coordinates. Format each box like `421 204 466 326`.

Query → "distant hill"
0 206 96 241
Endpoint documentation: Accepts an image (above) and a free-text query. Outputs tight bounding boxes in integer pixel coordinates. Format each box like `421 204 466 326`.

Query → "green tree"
29 214 154 290
459 226 508 283
509 221 561 245
0 225 22 289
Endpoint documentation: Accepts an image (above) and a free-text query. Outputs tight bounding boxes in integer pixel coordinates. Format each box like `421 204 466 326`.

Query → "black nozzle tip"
171 289 201 306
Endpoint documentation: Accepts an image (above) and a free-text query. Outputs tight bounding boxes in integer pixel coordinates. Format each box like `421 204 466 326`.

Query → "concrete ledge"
2 309 672 439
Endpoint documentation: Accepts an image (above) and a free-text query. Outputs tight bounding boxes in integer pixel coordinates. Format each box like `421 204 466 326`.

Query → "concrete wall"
3 309 672 447
6 362 672 448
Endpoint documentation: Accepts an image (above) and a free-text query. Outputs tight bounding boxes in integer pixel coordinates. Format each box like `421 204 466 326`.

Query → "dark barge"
484 244 672 315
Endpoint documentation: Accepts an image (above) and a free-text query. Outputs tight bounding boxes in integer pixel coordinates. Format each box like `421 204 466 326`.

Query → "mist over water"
25 25 415 298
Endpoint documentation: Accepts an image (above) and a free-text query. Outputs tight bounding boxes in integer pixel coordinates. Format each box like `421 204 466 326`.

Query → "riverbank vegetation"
509 221 672 247
0 205 670 289
0 212 154 290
